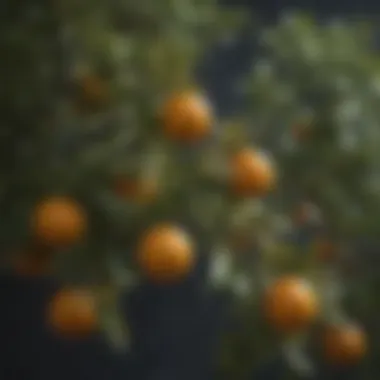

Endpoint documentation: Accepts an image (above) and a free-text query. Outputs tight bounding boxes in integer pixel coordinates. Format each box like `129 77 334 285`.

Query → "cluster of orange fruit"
14 85 363 367
18 89 273 338
263 276 367 366
114 90 276 199
14 197 197 338
164 90 276 196
43 274 367 368
16 88 275 274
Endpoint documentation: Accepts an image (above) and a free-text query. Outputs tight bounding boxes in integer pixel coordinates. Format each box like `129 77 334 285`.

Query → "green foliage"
243 13 380 237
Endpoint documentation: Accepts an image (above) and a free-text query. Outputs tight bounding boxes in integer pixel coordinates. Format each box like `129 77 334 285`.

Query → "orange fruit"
161 91 213 143
32 197 87 247
264 276 319 334
315 238 336 262
47 288 98 337
114 178 157 204
230 148 276 197
75 73 109 112
13 251 52 278
137 224 195 283
323 324 367 366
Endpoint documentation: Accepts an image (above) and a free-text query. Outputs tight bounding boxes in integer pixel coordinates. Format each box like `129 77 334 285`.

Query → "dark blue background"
1 2 379 379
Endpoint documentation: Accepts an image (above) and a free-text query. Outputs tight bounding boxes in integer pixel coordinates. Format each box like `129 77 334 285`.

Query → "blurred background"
1 0 380 379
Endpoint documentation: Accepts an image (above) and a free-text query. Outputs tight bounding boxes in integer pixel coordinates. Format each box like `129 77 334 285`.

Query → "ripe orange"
264 276 319 334
161 91 213 143
230 148 276 197
323 324 367 366
32 197 87 247
47 288 98 337
137 224 195 283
